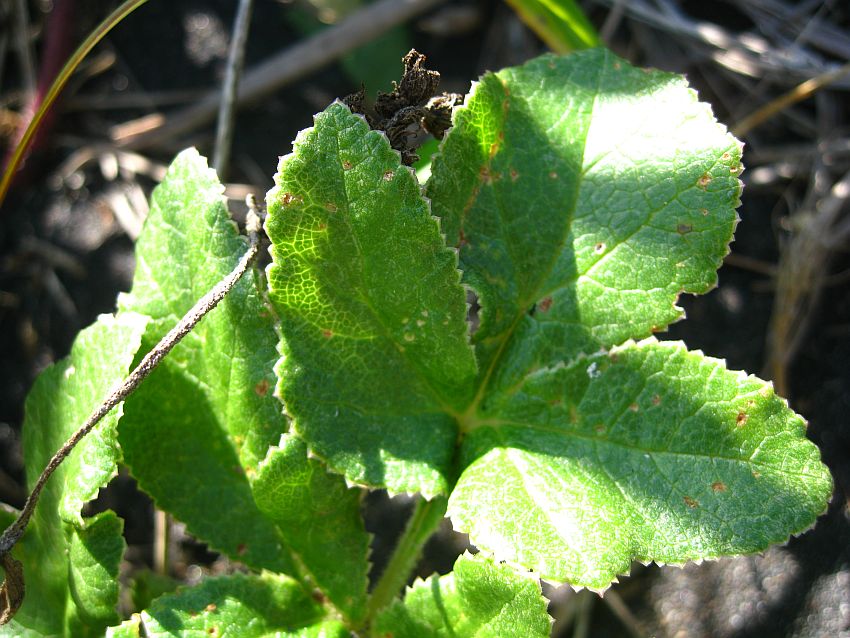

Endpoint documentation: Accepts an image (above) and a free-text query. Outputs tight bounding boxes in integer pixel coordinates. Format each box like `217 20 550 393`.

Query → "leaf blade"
117 149 293 574
265 102 477 496
449 340 833 589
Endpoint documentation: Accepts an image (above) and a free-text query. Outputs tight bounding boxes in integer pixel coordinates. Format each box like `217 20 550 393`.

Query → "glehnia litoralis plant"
0 48 832 638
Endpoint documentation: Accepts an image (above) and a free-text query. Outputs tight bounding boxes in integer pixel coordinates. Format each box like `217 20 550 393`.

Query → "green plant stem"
0 0 149 207
365 495 447 626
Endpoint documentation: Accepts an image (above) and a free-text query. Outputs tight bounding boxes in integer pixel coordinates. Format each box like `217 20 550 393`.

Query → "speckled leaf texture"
1 313 148 637
106 574 348 638
253 434 370 624
266 48 832 591
117 149 294 575
265 103 477 497
374 553 551 637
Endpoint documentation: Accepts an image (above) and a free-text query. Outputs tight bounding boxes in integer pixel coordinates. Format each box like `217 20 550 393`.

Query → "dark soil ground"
1 1 849 636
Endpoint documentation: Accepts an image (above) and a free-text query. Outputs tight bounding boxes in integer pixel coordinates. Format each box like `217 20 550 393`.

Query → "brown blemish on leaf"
701 208 709 216
510 168 519 182
489 140 500 158
322 329 333 339
549 171 558 180
677 223 693 235
736 412 748 426
342 160 353 170
721 152 731 161
208 628 217 636
652 394 661 405
613 61 622 70
317 222 327 230
480 166 494 184
457 228 469 249
236 544 247 556
383 170 394 181
752 470 761 479
549 398 562 406
697 173 712 189
280 192 303 206
254 379 270 397
629 403 639 412
326 202 338 212
539 297 553 312
594 423 606 433
712 481 727 493
205 603 217 612
684 496 699 508
594 242 605 254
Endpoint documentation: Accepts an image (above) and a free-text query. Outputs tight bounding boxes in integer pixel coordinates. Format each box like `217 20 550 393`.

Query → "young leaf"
449 340 833 590
265 102 477 497
117 149 294 574
426 48 742 384
253 434 370 624
374 553 551 637
106 573 348 638
4 312 148 637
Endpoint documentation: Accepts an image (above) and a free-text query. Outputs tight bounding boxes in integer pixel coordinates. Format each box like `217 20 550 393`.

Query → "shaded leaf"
3 312 147 636
253 434 370 623
105 573 347 638
117 149 294 574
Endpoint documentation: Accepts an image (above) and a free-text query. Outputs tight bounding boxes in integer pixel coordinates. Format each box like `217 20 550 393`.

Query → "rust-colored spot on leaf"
281 192 303 206
594 242 605 254
712 481 727 493
548 171 558 180
489 141 500 158
480 165 494 184
205 603 217 612
701 208 709 216
628 403 639 412
684 496 699 508
510 168 519 182
652 394 661 405
326 202 338 212
236 544 247 556
208 628 217 636
721 152 731 161
677 223 693 235
322 329 333 339
737 411 748 426
538 297 553 313
254 379 270 396
698 173 712 188
383 170 394 181
457 228 469 249
342 160 353 170
752 470 761 479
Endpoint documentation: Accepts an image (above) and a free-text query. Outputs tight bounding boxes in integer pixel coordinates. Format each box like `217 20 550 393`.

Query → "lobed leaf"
105 573 347 638
3 312 148 637
117 149 293 574
374 553 551 637
265 102 477 497
449 340 833 590
253 434 370 624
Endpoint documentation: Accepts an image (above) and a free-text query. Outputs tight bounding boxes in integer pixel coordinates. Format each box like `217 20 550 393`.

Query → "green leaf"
265 102 477 496
105 573 347 638
374 553 551 637
253 434 369 623
117 149 293 574
426 48 742 386
4 312 148 637
449 339 833 590
505 0 601 52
